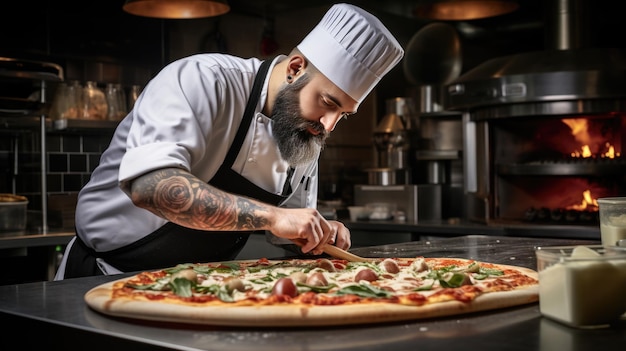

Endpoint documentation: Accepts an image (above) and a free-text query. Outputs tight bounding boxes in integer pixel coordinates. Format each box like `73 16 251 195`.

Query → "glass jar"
49 82 82 120
81 81 107 120
105 83 127 121
128 84 142 111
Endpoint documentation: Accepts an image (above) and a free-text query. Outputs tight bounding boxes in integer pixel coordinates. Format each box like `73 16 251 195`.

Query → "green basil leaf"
439 273 468 288
169 277 193 297
479 267 504 276
296 283 337 293
336 284 392 298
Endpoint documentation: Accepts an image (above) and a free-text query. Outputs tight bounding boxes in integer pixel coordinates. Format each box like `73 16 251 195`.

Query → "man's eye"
341 113 350 121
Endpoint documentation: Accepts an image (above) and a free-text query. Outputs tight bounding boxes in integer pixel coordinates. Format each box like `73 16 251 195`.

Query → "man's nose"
319 113 342 132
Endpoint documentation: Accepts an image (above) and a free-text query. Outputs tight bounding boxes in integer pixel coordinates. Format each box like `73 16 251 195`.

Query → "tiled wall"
0 128 113 229
46 131 113 193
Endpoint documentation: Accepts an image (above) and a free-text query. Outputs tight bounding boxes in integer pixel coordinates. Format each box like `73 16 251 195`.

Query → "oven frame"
462 99 626 226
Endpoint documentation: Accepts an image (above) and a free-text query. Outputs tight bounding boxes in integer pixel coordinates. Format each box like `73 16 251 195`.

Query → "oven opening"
492 113 626 226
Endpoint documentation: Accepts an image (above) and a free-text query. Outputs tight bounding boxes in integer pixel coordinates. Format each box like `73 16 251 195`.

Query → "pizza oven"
444 0 626 235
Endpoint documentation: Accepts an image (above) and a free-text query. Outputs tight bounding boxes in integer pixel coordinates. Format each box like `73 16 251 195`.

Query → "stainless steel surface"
445 48 626 116
403 22 462 86
417 111 463 151
354 184 441 222
344 218 601 240
52 118 119 131
373 98 414 171
0 231 73 249
365 168 411 186
3 235 624 351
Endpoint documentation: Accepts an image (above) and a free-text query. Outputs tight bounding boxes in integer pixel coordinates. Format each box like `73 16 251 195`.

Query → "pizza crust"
84 259 539 327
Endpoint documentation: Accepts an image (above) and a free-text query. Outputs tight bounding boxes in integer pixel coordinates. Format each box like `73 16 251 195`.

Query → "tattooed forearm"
130 168 270 231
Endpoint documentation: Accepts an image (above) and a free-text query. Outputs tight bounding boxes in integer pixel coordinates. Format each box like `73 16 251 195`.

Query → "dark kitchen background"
1 0 625 283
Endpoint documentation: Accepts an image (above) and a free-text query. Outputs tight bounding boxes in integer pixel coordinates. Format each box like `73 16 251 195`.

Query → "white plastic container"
535 245 626 328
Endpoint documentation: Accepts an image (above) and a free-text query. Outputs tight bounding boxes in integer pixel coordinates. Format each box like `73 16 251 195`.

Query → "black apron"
63 59 285 278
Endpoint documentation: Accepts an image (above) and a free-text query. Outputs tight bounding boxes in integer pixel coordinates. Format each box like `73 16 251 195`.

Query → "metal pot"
0 194 28 233
365 168 411 186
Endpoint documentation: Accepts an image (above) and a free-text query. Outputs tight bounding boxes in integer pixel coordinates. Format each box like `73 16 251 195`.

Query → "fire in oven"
493 113 626 226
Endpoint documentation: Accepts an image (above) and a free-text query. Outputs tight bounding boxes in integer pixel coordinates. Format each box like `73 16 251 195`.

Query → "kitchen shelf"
0 117 118 132
497 160 626 176
52 118 119 131
0 57 64 233
0 116 52 131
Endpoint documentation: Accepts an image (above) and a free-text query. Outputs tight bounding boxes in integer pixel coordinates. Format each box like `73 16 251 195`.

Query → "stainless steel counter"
344 219 601 240
1 235 624 351
0 231 74 249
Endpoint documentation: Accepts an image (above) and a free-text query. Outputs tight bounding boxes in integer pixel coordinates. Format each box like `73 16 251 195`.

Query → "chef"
55 3 404 279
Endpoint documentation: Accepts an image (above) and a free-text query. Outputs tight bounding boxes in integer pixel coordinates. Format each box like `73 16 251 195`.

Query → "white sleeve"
119 58 225 184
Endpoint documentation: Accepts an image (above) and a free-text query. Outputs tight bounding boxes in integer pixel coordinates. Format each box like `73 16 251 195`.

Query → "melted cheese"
193 258 504 303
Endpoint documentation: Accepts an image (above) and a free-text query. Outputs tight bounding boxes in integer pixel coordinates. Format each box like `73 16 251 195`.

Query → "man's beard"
271 74 328 167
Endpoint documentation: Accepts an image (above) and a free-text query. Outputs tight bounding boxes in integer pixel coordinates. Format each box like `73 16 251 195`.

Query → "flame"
603 142 618 158
562 118 591 145
566 189 599 211
563 118 620 159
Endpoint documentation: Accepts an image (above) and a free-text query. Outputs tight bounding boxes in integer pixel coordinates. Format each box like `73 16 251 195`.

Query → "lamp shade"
414 0 519 21
123 0 230 19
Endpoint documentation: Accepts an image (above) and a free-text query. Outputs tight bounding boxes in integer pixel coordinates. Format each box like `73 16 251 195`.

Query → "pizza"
84 256 539 327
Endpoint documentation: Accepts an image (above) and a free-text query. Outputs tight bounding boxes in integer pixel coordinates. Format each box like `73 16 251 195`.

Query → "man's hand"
269 207 350 255
328 220 351 251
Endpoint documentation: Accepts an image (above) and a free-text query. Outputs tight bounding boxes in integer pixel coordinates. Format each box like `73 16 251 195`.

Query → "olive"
271 278 298 297
170 269 197 283
305 272 328 287
379 259 400 274
354 268 378 282
317 258 336 272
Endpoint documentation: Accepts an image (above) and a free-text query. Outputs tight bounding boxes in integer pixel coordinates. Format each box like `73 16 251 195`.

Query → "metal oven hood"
444 0 626 118
444 48 626 117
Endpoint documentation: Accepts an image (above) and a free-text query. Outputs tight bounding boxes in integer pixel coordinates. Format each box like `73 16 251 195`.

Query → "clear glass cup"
597 197 626 247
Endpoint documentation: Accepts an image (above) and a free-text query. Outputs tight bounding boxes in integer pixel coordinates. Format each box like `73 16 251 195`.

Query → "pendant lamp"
414 0 519 21
123 0 230 19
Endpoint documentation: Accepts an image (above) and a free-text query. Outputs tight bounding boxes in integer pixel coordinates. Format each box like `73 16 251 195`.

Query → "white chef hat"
297 3 404 103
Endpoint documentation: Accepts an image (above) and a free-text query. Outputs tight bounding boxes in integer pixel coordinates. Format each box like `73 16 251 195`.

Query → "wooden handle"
322 245 371 262
291 239 371 262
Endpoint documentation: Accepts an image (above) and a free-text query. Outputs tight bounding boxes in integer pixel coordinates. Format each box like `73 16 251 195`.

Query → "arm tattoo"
130 168 270 231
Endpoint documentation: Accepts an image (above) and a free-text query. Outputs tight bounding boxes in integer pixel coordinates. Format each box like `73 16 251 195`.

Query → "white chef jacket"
54 54 319 279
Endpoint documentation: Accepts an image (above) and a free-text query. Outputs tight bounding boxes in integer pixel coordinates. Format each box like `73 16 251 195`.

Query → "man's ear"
287 54 306 77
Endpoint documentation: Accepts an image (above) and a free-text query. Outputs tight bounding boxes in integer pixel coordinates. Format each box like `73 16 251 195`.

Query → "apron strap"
222 58 273 166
